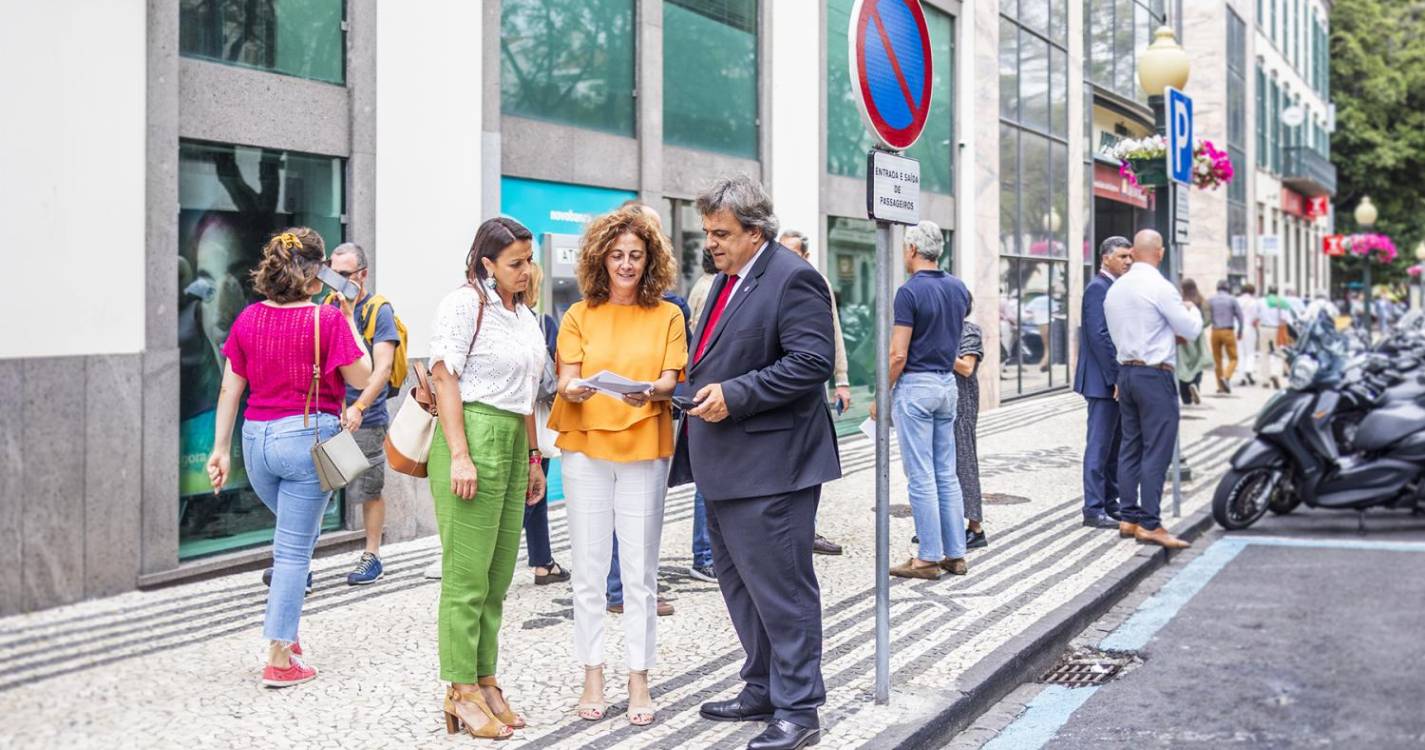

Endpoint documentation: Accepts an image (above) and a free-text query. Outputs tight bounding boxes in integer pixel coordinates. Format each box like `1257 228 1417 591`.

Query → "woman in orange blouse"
550 206 685 727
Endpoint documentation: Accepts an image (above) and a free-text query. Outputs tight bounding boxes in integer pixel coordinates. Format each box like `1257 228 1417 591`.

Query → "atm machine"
541 232 583 319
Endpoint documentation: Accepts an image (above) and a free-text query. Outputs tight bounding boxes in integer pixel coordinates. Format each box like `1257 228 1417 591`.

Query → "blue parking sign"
1167 86 1193 186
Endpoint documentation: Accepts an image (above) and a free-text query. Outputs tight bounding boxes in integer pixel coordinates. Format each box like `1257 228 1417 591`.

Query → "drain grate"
1039 647 1139 688
888 504 914 518
983 493 1032 505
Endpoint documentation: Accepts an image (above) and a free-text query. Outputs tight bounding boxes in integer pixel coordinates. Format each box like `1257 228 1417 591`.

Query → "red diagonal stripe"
870 0 922 119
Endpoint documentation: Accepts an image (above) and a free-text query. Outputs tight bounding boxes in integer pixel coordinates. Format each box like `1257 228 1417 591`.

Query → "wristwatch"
528 449 542 465
352 402 368 413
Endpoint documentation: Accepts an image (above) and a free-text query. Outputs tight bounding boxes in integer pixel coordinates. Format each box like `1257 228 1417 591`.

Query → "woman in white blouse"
428 217 548 741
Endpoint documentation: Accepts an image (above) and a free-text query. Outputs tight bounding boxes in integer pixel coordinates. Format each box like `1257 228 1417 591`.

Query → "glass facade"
177 140 346 559
1227 9 1249 285
1086 0 1165 104
663 0 759 158
1001 0 1070 397
501 0 637 136
180 0 346 84
827 0 955 194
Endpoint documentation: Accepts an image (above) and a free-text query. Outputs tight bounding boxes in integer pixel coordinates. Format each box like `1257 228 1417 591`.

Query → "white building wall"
0 0 147 359
374 1 485 358
769 0 824 265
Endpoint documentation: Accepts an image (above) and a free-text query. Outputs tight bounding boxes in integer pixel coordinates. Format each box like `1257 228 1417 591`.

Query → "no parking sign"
848 0 934 151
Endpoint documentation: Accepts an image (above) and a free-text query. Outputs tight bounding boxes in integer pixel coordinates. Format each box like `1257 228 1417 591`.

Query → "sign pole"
873 217 892 705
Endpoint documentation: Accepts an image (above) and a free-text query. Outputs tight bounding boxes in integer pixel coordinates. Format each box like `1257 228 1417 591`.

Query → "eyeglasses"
334 267 366 279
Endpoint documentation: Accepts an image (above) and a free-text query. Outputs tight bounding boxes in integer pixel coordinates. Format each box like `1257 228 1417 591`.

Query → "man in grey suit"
670 175 841 750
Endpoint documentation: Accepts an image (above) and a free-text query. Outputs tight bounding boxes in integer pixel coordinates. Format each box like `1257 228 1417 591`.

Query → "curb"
868 505 1219 749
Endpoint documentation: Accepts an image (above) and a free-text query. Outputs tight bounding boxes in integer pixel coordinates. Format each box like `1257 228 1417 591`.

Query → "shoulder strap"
361 295 389 340
462 285 488 367
304 305 321 439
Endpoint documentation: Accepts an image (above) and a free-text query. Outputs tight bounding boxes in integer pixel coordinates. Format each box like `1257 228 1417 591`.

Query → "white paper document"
859 417 877 440
575 370 655 398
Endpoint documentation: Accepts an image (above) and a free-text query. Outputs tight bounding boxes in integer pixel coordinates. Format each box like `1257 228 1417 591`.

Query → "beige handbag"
384 360 438 477
384 289 487 477
306 306 373 493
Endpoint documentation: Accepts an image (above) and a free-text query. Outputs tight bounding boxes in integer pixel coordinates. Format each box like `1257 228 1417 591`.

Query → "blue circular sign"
849 0 934 150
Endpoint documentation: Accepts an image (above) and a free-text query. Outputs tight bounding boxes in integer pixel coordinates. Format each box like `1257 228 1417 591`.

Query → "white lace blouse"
428 285 545 415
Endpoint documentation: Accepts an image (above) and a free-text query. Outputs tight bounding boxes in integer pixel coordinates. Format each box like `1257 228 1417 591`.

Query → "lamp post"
1355 196 1378 333
1138 28 1193 505
1139 26 1191 277
1415 241 1425 310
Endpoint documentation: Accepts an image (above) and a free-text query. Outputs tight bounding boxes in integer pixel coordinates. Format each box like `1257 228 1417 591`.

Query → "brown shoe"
890 558 942 579
656 597 674 617
1118 522 1140 539
939 557 968 575
1135 525 1191 549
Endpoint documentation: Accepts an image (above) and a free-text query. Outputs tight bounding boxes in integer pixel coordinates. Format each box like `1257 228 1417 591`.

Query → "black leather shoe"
1082 514 1119 529
1104 506 1123 522
748 719 821 750
700 697 773 722
965 528 988 549
812 534 843 555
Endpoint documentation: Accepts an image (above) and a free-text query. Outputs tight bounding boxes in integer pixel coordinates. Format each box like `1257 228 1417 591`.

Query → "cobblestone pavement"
0 387 1270 749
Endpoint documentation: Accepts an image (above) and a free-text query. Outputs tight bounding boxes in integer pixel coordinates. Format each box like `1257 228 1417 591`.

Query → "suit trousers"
1116 367 1179 531
1210 328 1239 384
707 486 826 729
562 451 668 671
1082 396 1121 520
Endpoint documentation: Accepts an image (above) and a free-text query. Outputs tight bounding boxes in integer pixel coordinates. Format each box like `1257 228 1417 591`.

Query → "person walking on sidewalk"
427 217 548 741
954 299 987 549
523 262 571 587
1176 279 1213 405
1074 236 1132 529
673 176 839 750
550 205 687 728
205 228 372 688
780 229 848 557
877 220 972 580
1207 280 1243 394
1103 229 1202 550
1235 283 1258 386
326 243 403 587
1255 286 1286 389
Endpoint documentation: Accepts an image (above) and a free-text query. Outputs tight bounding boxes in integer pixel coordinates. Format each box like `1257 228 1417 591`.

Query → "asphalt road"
963 507 1425 749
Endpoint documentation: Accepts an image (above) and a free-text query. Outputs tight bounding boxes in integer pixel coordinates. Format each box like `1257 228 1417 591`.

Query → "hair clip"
277 232 301 250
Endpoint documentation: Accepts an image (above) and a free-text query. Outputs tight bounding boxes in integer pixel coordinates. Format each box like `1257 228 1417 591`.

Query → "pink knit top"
223 303 365 422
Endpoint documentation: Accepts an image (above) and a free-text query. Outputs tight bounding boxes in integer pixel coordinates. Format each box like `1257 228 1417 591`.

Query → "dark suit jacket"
668 242 842 500
1074 272 1118 400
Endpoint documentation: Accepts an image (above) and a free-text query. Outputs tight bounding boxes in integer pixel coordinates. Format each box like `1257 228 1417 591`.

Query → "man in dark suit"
670 176 840 750
1075 236 1133 528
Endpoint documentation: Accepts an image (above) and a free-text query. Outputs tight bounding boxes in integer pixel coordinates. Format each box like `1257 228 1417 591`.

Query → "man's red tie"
693 274 739 363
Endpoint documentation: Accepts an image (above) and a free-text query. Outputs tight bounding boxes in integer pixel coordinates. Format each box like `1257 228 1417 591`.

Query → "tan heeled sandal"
576 664 607 721
627 669 657 727
442 685 513 740
477 675 527 729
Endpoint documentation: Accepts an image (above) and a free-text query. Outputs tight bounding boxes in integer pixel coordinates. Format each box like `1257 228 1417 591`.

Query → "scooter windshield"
1293 312 1349 386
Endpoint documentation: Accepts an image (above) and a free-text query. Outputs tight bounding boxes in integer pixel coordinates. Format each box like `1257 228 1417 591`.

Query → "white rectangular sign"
1259 234 1282 256
866 150 921 225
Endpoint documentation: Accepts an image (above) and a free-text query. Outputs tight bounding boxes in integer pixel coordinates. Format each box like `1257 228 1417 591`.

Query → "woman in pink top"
206 228 372 688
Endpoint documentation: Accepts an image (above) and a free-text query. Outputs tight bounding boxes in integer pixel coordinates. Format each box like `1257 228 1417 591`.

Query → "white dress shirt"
1256 298 1283 327
428 285 546 415
1103 262 1204 367
726 241 770 298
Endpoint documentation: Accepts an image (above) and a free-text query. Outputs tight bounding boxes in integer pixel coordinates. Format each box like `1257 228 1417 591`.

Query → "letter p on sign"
1167 87 1194 186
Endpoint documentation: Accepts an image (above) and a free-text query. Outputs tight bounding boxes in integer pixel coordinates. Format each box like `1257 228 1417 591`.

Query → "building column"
970 0 1002 407
769 0 822 264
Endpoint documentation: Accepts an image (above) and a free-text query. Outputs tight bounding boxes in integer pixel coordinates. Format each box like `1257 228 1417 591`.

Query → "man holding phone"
328 243 403 586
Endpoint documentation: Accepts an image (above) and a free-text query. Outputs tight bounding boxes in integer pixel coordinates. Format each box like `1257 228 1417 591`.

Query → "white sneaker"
423 559 442 579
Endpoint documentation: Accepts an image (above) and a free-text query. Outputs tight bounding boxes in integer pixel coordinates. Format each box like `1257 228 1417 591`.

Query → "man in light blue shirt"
1103 230 1203 550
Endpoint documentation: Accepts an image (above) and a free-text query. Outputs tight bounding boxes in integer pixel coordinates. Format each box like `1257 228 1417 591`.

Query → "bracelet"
528 450 542 465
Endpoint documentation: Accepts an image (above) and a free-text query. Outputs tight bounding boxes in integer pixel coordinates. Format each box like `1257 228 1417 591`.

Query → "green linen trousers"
428 402 528 683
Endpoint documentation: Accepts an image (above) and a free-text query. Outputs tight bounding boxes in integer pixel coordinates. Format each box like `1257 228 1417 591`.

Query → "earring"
483 277 497 291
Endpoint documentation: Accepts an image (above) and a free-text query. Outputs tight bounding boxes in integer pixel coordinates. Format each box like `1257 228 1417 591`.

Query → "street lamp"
1355 196 1377 333
1138 27 1190 278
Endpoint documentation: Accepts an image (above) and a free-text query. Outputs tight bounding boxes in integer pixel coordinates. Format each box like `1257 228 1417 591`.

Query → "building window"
1226 8 1247 285
500 0 637 137
826 0 955 194
180 0 346 84
663 0 759 158
1001 1 1070 398
177 140 346 560
1086 0 1165 105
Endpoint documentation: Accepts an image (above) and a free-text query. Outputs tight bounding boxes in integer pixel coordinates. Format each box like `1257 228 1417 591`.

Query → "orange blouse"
548 300 687 462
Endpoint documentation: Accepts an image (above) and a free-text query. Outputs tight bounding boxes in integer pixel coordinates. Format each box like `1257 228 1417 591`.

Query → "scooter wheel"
1213 468 1276 530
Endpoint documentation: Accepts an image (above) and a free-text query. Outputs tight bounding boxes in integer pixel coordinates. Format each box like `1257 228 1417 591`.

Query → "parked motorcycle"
1213 312 1425 530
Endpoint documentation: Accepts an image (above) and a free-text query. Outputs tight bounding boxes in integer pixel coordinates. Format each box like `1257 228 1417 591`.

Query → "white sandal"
576 664 607 721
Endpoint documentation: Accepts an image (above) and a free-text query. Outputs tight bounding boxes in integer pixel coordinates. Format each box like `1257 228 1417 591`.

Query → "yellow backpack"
332 294 410 397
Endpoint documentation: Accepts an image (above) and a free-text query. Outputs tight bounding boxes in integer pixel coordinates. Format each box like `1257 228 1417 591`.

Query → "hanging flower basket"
1344 233 1398 265
1106 135 1234 192
1408 264 1423 279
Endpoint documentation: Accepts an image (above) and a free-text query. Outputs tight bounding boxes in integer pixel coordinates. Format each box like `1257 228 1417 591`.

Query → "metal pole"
873 220 892 705
1363 258 1373 337
1151 94 1184 517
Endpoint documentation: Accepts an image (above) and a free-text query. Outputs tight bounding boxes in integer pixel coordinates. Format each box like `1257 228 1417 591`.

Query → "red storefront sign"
1323 234 1345 256
1306 195 1330 219
1093 163 1150 209
1281 187 1307 218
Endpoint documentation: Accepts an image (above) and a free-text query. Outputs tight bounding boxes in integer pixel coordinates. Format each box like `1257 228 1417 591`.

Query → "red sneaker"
290 640 303 657
262 658 317 688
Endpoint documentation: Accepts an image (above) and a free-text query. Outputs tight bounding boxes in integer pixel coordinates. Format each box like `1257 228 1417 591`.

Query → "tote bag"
307 307 374 493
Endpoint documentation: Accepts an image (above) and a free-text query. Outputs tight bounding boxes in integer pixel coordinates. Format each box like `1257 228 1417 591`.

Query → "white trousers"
562 451 668 671
1238 326 1257 375
1257 325 1278 383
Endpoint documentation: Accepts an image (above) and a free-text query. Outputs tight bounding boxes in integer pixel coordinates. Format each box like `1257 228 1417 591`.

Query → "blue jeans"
241 412 339 643
607 488 713 606
523 458 554 568
893 372 967 561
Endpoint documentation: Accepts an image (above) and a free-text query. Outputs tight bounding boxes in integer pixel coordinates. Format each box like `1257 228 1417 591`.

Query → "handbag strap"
304 305 322 444
461 283 488 368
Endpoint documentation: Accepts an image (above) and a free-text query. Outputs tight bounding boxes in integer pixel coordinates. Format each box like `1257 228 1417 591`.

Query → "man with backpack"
329 243 408 586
